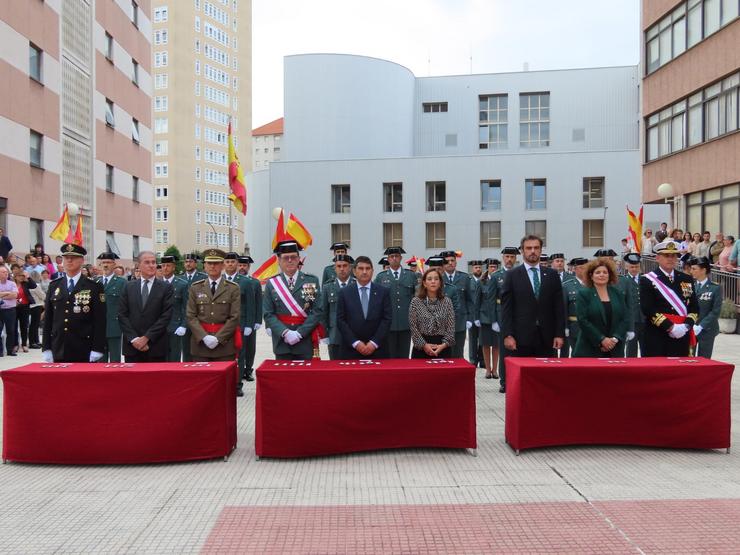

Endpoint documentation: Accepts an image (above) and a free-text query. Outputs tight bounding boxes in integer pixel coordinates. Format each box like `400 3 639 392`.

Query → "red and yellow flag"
271 209 292 251
627 205 643 253
70 213 83 246
49 204 71 242
252 254 279 284
286 213 313 248
227 121 247 215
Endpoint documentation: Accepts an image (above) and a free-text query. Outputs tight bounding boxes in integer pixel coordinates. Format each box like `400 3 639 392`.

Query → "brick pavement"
0 333 738 553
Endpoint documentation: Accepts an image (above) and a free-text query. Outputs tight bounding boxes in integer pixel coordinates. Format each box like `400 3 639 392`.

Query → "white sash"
645 271 687 317
270 275 307 318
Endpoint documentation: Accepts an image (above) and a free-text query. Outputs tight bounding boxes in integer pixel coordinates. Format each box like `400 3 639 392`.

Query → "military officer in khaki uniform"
186 248 241 362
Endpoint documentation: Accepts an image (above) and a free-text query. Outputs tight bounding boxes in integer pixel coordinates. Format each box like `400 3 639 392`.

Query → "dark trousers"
15 304 30 347
695 331 717 359
167 333 182 362
643 325 691 357
105 336 122 362
125 352 167 363
453 330 466 358
0 308 17 355
468 326 483 365
238 331 257 379
29 305 42 345
625 323 645 358
328 344 340 360
502 329 556 386
386 330 411 359
182 330 194 362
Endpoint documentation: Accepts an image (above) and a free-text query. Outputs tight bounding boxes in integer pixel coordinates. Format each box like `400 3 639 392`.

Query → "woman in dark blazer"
572 258 628 357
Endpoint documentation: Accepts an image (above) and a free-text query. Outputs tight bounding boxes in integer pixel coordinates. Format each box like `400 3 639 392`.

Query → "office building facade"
252 117 282 171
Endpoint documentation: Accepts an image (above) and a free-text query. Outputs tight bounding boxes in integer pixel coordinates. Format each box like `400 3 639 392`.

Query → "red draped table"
255 358 476 458
1 362 238 464
505 357 734 452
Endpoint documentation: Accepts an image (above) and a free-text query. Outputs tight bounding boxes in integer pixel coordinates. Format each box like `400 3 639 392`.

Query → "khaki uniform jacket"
186 277 241 358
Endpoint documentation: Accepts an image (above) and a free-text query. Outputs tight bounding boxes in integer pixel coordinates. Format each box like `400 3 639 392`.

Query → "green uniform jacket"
374 268 419 331
695 280 722 336
240 275 263 329
263 272 323 356
562 278 585 337
98 275 126 338
443 281 465 333
166 276 189 333
444 271 474 329
320 277 355 345
616 273 643 333
186 278 241 358
572 285 629 357
321 264 336 285
183 271 208 288
476 276 498 325
491 268 508 318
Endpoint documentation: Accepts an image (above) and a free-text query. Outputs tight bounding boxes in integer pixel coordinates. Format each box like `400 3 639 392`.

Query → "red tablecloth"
1 362 238 464
505 357 734 452
255 358 476 458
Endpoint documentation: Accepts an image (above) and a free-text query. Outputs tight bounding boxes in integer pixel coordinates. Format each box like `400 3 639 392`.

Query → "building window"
383 182 403 212
105 164 114 192
105 33 113 60
29 130 43 168
520 93 550 147
155 141 168 156
195 230 201 245
155 208 169 222
105 99 115 127
525 179 546 210
423 102 448 113
525 220 547 246
686 183 739 237
132 119 140 143
29 43 42 82
154 96 168 111
155 186 168 199
155 51 168 67
646 72 739 162
131 59 139 85
383 223 403 248
195 167 201 181
133 235 140 259
132 176 139 202
331 184 351 213
195 189 201 203
479 94 507 149
426 181 446 212
331 223 351 246
155 163 169 177
195 209 201 224
131 1 139 26
582 177 605 208
155 118 168 134
195 145 201 160
153 6 168 22
480 180 502 211
582 219 604 247
480 221 501 248
426 222 446 249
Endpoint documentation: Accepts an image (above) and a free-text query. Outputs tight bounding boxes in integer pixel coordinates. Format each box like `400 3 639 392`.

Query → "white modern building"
247 54 664 275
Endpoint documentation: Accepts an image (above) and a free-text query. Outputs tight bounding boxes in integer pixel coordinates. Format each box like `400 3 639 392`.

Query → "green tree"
163 245 185 274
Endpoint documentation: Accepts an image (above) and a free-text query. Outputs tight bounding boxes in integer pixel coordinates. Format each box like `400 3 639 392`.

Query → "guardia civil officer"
322 242 350 285
374 246 419 358
467 259 485 367
42 243 106 363
236 256 262 389
616 253 643 357
689 256 722 358
181 253 207 362
161 254 188 362
492 247 519 390
97 252 125 362
440 251 475 358
562 258 588 355
320 254 355 360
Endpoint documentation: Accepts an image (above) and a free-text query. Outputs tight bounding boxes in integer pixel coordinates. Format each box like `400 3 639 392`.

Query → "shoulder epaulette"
192 278 206 285
224 279 239 286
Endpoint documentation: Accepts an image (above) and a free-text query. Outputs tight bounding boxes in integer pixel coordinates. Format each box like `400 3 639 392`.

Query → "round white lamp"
656 183 674 199
271 207 283 220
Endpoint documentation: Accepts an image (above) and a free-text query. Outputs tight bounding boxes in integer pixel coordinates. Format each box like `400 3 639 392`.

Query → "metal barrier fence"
640 254 740 308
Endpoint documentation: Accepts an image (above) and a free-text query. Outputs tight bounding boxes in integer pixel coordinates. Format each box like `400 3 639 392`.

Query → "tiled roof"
252 117 284 136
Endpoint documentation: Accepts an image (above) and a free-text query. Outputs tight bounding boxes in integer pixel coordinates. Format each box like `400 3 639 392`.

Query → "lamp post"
657 182 677 231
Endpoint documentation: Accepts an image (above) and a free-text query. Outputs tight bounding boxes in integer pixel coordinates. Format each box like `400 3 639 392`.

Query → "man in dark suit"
42 244 107 363
118 251 173 362
336 255 392 359
500 235 565 392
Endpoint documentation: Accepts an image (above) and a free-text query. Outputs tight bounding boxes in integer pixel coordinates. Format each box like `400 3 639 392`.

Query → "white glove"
626 331 635 341
474 320 481 327
42 350 54 363
492 322 500 333
319 338 330 345
243 327 253 336
465 321 472 330
265 327 272 337
203 334 219 349
174 326 186 337
89 351 104 362
668 324 688 339
283 330 301 346
254 323 262 330
565 328 570 338
693 324 703 336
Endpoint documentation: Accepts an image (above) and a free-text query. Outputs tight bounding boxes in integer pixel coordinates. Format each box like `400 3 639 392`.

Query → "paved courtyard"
0 334 738 553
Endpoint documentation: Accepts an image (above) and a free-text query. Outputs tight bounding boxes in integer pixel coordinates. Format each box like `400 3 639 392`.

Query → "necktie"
68 278 74 293
141 279 149 306
394 271 399 280
360 286 369 318
211 280 217 296
530 268 540 298
340 282 346 288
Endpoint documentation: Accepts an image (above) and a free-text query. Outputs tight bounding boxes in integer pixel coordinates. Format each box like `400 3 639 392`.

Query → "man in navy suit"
336 255 392 359
500 235 565 392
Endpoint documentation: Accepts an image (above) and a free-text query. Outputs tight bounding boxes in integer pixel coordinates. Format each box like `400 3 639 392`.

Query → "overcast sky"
251 0 640 127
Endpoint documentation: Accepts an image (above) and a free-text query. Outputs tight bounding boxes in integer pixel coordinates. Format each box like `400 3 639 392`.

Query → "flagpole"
228 202 233 251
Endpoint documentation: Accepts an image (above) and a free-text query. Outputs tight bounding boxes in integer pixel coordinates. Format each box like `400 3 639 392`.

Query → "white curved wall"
283 54 415 161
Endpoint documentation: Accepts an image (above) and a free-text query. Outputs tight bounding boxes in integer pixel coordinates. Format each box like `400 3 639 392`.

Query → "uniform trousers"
625 323 645 358
385 330 411 358
453 331 466 358
125 352 166 363
328 344 341 360
642 325 691 357
104 336 122 362
238 331 257 379
167 333 182 362
695 331 717 359
181 330 194 362
468 326 483 365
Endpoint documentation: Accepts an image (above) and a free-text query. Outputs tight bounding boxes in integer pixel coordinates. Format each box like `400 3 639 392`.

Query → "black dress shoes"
498 385 505 393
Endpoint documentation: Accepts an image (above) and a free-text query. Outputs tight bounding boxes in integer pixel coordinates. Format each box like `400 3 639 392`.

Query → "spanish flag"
270 209 292 251
49 204 71 242
627 205 643 253
252 254 279 284
286 213 313 248
227 121 247 215
70 213 83 246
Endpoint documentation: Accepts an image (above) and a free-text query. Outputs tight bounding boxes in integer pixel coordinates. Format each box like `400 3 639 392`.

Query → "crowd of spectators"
640 223 738 272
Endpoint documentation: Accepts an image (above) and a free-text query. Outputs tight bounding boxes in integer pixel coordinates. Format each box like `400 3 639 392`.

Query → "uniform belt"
568 316 578 322
200 321 242 350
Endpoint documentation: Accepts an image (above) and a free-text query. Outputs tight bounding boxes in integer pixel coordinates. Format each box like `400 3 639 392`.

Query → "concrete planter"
718 318 737 334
